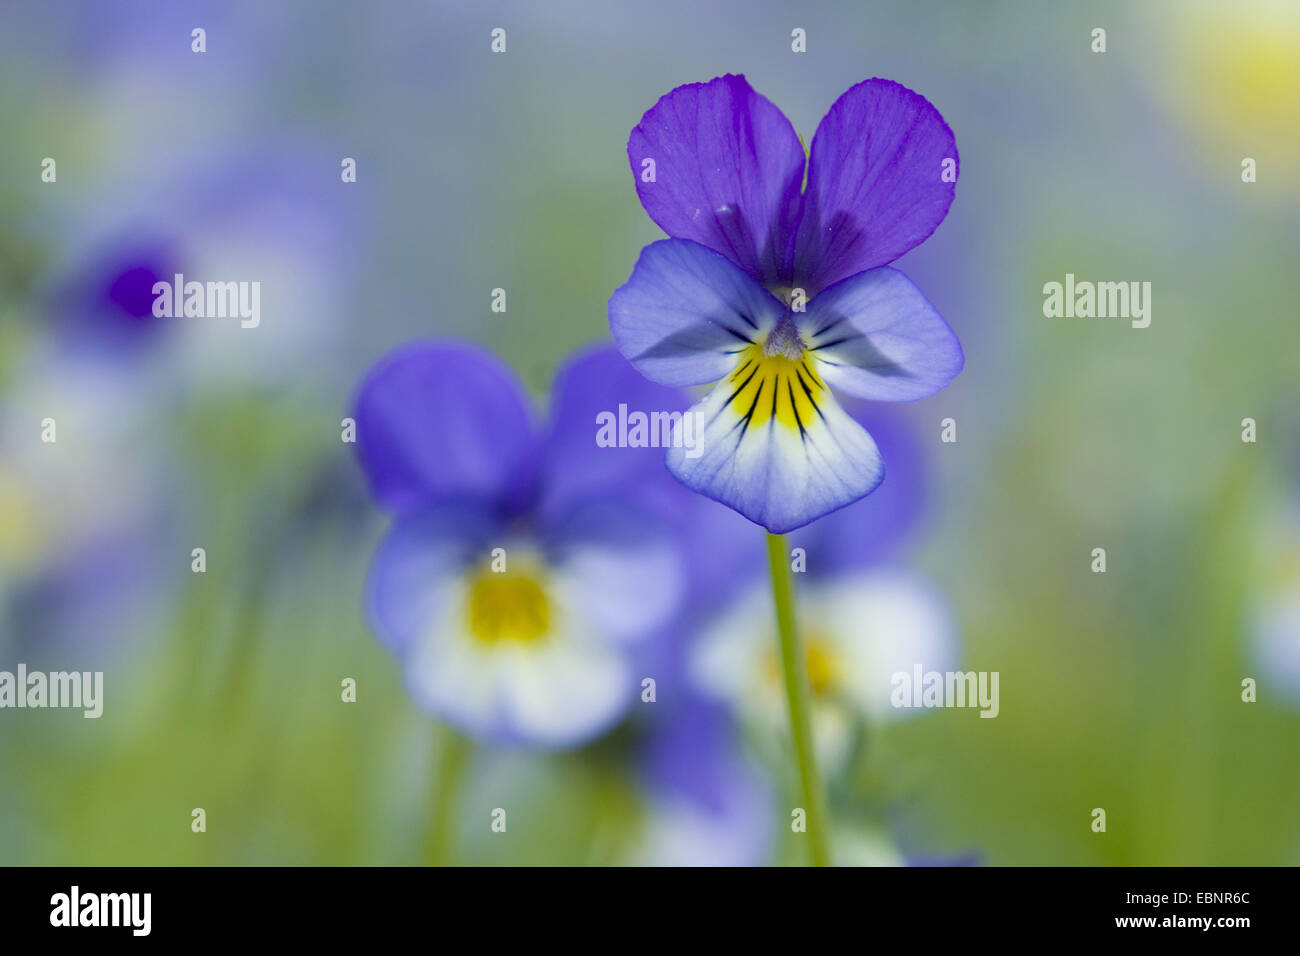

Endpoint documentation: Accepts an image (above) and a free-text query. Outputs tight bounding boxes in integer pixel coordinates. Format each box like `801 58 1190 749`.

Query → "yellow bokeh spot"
726 341 827 433
1158 1 1300 171
465 569 552 645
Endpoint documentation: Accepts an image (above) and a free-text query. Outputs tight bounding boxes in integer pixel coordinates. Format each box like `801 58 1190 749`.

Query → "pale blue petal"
609 238 785 388
800 267 963 402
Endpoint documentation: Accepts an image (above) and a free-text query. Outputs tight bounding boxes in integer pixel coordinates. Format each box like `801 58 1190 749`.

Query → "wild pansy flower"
609 74 962 533
352 343 685 747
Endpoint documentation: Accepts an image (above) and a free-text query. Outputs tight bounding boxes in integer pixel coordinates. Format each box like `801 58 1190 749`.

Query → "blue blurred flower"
0 353 174 578
352 343 687 747
693 568 959 772
46 235 179 357
609 74 963 532
0 349 185 672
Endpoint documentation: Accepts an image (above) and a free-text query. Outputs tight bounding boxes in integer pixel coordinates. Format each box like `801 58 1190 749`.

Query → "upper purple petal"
351 341 540 515
628 74 805 286
793 79 958 294
49 238 178 354
536 495 686 648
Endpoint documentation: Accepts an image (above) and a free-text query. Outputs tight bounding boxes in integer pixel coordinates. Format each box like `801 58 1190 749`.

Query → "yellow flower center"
465 570 552 645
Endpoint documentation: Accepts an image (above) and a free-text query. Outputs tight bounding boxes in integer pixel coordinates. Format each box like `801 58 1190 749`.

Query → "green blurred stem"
426 728 473 866
766 532 832 867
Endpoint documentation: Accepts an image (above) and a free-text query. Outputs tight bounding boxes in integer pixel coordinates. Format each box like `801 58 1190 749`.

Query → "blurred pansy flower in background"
352 343 686 747
1149 0 1300 193
0 350 184 671
36 147 360 388
609 74 963 532
0 147 347 682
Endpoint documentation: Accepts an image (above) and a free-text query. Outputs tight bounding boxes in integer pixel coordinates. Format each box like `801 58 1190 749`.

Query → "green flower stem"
766 531 832 867
426 728 473 866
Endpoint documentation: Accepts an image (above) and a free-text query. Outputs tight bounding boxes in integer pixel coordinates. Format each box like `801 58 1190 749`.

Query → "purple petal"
628 75 805 285
801 267 963 402
794 79 958 294
609 238 785 387
351 342 540 515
